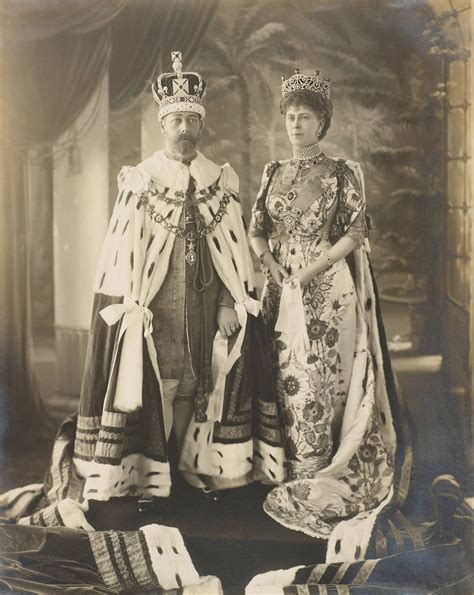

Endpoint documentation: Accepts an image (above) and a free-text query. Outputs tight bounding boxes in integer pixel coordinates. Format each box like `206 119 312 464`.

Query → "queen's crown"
281 69 331 99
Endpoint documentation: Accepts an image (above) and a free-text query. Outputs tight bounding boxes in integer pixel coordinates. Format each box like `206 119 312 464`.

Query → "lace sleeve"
248 162 279 239
345 209 367 245
333 160 368 245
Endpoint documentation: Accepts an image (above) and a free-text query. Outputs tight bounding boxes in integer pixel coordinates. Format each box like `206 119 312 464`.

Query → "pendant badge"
186 249 197 265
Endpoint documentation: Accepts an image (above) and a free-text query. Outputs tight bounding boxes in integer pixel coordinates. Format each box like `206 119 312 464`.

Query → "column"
53 76 110 395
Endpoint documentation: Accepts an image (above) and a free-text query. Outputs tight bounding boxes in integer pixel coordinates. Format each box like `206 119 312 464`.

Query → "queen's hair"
280 90 333 140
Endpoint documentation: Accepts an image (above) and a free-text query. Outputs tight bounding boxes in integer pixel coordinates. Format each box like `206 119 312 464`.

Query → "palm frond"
241 23 292 62
370 147 418 166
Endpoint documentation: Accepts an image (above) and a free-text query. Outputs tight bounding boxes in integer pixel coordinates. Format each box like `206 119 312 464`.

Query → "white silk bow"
100 298 154 412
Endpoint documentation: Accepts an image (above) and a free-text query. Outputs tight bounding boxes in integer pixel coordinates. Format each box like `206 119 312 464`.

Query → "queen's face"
285 104 324 147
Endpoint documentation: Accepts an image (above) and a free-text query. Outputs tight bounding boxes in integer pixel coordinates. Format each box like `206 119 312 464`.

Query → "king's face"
161 111 203 158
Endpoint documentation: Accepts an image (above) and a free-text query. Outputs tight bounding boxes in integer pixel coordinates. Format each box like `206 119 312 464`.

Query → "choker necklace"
291 143 323 162
289 143 325 185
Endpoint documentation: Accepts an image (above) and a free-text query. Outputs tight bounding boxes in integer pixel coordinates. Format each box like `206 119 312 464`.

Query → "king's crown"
281 69 331 99
152 51 206 120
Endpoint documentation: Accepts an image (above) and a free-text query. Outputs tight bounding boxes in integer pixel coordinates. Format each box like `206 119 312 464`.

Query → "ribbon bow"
99 298 154 413
100 298 154 338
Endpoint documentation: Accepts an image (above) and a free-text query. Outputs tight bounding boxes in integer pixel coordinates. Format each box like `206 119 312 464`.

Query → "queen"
249 70 399 554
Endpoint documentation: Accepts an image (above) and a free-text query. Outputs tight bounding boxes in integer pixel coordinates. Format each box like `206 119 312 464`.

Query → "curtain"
0 0 127 41
2 29 111 147
109 0 219 112
0 4 126 442
0 0 219 442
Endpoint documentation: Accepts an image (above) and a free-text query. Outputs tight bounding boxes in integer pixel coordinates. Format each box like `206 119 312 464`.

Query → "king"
65 51 284 514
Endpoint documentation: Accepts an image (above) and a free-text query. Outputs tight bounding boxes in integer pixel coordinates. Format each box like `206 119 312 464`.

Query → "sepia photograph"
0 0 472 592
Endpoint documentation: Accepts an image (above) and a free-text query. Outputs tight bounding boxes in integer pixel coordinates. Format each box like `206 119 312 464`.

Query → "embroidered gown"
249 152 396 540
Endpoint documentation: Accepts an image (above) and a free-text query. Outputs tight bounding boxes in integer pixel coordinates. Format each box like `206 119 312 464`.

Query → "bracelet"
259 250 271 265
324 252 334 269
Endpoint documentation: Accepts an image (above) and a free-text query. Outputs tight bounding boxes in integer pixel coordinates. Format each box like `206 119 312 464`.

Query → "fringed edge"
18 501 64 528
19 498 93 530
90 522 224 593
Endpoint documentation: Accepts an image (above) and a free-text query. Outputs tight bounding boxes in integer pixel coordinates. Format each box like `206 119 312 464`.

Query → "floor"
0 331 470 592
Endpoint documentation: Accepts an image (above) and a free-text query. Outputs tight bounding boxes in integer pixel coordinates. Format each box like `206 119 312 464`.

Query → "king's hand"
217 305 240 338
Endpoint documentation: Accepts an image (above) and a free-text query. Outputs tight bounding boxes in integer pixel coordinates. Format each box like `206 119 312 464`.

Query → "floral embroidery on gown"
250 156 396 539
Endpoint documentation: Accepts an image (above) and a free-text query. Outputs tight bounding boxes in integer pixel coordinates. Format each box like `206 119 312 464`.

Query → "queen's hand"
286 259 328 287
285 267 313 288
262 252 289 287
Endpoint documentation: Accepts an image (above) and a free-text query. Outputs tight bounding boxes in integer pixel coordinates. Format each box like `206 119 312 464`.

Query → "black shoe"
201 488 221 502
137 496 156 513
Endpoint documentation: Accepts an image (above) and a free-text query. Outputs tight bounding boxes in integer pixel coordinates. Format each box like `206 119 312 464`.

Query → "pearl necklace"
291 143 323 162
289 143 325 184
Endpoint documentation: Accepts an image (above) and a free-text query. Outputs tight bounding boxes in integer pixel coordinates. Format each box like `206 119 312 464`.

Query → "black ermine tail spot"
147 262 155 278
213 237 221 252
232 258 238 271
157 547 163 555
194 454 199 468
122 220 129 235
219 466 223 475
125 191 133 206
112 219 119 234
117 191 123 204
193 427 200 441
147 235 154 251
172 547 178 554
335 539 341 554
269 454 277 463
255 451 264 460
175 575 183 588
99 272 106 289
130 252 134 270
140 226 144 239
114 250 118 266
209 206 215 216
355 546 361 559
230 230 238 242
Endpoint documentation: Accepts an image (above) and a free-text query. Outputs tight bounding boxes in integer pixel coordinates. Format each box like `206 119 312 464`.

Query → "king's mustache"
177 134 196 142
